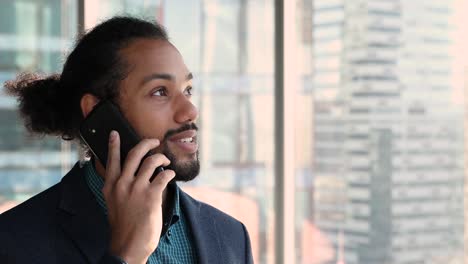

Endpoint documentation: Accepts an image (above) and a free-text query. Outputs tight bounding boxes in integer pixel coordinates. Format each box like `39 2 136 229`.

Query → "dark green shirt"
83 161 197 263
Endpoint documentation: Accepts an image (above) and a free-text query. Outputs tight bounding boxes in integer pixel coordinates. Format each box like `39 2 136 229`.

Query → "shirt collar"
83 160 180 231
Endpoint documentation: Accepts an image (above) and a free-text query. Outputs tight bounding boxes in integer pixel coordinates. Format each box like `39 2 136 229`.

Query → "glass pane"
85 0 275 263
0 0 78 212
296 0 466 263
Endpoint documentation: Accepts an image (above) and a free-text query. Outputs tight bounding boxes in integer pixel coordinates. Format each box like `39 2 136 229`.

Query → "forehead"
119 38 189 82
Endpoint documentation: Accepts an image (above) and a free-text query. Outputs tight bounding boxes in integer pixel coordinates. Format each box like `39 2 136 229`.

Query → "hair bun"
4 73 73 139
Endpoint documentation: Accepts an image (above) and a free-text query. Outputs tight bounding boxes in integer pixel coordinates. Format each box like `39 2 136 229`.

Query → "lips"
168 130 198 153
168 130 197 142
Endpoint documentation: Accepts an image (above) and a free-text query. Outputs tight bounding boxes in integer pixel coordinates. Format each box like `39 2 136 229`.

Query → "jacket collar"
179 189 223 263
57 162 109 263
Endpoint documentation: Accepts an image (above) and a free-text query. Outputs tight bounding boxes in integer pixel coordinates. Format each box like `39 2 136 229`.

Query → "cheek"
119 94 174 140
129 106 172 140
134 115 168 139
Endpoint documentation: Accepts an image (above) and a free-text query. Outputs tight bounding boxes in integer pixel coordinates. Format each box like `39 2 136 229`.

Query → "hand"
103 130 175 264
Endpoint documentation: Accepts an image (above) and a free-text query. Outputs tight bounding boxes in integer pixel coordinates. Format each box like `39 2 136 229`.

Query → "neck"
93 158 169 205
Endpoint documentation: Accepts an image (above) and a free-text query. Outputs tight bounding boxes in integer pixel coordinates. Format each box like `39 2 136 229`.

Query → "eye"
151 87 168 97
184 86 193 96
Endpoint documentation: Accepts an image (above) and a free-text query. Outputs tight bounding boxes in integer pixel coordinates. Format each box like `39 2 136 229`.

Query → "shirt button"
168 230 172 236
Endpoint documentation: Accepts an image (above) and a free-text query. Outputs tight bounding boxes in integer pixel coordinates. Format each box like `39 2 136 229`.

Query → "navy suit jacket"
0 162 253 264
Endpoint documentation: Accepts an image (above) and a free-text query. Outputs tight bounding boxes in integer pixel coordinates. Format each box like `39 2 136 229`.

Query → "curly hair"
4 16 169 142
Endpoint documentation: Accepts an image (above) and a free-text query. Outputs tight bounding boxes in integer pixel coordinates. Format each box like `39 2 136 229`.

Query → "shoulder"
178 187 250 236
0 182 61 228
0 181 63 260
178 187 253 263
0 163 92 262
0 162 86 237
179 187 243 222
0 163 84 242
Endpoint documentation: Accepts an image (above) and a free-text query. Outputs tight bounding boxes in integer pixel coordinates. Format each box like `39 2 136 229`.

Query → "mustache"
163 123 198 141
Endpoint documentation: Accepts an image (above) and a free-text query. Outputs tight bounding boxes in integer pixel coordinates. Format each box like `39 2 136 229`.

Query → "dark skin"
80 38 199 264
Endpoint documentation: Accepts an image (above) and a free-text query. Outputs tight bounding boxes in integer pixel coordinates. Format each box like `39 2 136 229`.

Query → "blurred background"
0 0 466 263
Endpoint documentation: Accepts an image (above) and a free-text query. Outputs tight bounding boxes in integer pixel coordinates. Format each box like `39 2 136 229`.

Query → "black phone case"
79 100 163 177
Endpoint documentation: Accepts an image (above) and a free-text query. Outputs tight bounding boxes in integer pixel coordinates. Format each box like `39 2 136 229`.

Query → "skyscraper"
312 0 464 263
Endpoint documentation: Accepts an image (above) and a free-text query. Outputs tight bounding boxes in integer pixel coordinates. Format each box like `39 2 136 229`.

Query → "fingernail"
109 130 117 142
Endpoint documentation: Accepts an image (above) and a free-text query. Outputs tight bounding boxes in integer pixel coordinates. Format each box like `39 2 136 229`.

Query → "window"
0 1 465 263
0 0 78 209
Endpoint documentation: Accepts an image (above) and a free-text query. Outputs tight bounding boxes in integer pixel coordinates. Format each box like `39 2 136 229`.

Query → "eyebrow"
141 72 193 85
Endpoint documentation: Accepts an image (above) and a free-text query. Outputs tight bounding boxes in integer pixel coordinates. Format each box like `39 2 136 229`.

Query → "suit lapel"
179 189 223 264
57 162 110 263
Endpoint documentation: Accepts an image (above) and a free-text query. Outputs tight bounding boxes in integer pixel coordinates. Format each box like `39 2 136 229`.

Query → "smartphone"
79 100 164 180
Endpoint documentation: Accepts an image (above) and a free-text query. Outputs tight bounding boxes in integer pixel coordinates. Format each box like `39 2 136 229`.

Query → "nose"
174 94 198 124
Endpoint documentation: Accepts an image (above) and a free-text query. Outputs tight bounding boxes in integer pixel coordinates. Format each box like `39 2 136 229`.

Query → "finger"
104 130 121 187
149 169 176 195
134 154 171 186
120 138 160 182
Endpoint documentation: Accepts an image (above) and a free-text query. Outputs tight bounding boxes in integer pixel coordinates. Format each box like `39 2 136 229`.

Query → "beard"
160 123 200 182
162 146 200 182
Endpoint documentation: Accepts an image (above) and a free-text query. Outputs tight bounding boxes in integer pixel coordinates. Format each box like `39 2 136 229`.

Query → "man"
0 16 253 264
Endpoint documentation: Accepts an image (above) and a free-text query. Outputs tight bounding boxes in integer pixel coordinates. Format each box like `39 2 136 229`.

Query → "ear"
80 93 100 118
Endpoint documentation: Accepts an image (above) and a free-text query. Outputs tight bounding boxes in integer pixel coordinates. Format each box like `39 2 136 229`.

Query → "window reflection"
297 0 466 263
0 0 77 210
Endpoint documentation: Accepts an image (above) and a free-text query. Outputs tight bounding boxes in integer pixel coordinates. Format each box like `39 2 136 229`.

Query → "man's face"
117 38 199 182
